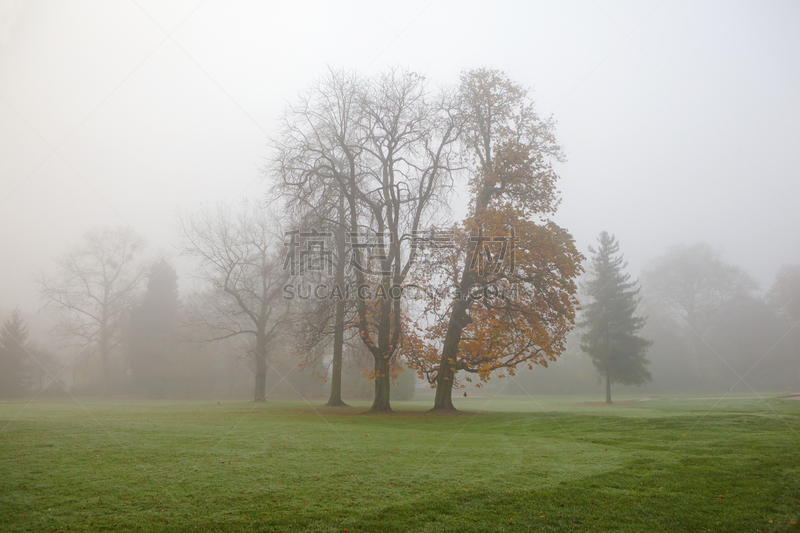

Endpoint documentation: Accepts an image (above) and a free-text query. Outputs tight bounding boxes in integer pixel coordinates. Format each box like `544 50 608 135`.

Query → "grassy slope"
1 396 799 532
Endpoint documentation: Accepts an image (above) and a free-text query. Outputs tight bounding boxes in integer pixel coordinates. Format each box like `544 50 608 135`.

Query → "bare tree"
283 215 357 407
274 68 462 412
271 70 366 407
272 159 355 406
178 200 290 401
37 226 146 392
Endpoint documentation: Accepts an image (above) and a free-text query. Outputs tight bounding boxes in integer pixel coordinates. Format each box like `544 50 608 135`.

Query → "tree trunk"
254 335 267 401
433 361 456 411
327 299 347 406
71 352 79 393
100 327 110 394
432 298 469 412
432 319 462 411
369 281 393 413
327 212 347 407
370 351 392 412
605 370 612 404
429 166 496 411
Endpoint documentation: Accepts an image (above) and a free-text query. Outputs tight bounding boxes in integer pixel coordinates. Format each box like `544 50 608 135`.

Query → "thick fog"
1 0 799 397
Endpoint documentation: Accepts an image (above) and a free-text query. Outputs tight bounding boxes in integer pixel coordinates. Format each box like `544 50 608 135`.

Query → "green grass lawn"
1 395 799 532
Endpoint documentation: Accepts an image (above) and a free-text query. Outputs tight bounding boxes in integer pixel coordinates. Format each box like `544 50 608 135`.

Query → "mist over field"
1 3 800 530
1 0 798 402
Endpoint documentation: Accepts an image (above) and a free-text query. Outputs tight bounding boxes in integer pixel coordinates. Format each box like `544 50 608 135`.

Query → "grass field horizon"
2 395 799 532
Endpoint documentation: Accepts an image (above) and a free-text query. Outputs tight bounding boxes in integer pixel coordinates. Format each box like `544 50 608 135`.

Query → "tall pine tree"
580 232 652 404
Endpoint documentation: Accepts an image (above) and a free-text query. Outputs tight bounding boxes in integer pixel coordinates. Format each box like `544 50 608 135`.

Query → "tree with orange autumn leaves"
403 70 583 411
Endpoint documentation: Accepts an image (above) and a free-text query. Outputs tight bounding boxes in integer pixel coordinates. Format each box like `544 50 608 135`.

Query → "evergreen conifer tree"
581 232 652 403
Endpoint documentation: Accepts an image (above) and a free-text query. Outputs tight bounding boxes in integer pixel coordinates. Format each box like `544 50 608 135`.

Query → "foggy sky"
1 0 799 324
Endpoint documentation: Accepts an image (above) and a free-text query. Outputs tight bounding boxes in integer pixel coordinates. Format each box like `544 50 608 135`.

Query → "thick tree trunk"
432 297 469 411
327 214 347 407
327 299 347 406
369 281 393 413
430 167 496 411
432 319 462 411
254 335 267 402
370 351 392 412
605 370 612 404
433 362 456 411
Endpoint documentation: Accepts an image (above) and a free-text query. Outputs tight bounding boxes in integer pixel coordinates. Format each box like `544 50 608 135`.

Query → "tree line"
2 68 798 407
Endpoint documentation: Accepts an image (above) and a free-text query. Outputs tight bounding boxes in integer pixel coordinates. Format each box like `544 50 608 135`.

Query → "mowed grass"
1 395 799 532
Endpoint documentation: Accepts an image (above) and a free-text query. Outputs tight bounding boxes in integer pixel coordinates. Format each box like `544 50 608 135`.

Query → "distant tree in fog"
767 265 800 388
642 243 757 386
643 243 757 336
641 244 769 391
580 232 652 404
0 309 62 397
37 226 146 392
127 259 180 398
0 309 32 397
178 200 291 402
768 265 800 324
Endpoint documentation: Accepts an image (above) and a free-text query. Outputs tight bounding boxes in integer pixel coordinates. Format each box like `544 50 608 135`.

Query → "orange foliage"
401 69 582 389
403 214 581 386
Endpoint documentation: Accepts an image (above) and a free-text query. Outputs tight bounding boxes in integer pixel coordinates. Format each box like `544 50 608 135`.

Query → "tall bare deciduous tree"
271 168 355 407
179 200 290 401
272 70 368 408
274 68 461 412
287 220 356 407
38 226 146 392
